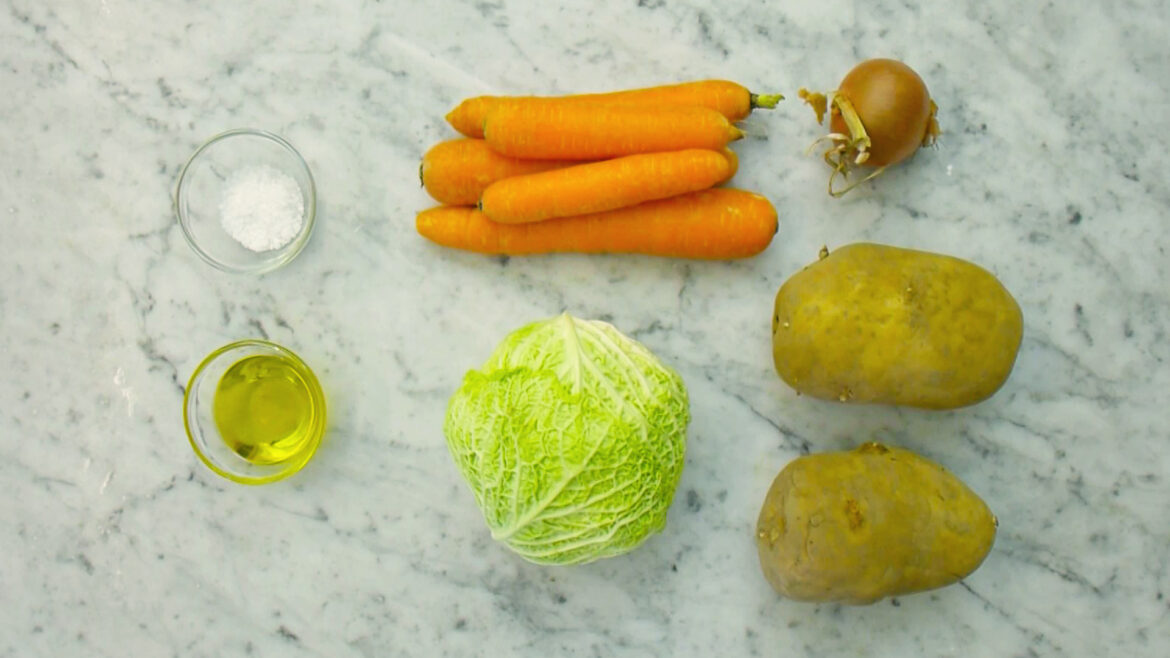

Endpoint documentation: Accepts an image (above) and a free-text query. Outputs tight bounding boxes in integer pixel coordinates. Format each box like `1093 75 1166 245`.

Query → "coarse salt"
219 165 305 252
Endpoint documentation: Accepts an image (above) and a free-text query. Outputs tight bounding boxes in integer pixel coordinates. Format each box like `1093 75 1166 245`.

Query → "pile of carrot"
416 80 783 259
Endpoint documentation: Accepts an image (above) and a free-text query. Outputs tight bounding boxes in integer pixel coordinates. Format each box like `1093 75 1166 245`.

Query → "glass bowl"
175 129 317 274
183 339 326 485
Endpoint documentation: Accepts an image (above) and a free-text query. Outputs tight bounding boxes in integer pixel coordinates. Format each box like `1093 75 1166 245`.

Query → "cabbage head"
444 313 690 565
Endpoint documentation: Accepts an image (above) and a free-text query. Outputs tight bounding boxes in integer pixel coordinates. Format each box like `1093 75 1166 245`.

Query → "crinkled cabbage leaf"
444 314 689 565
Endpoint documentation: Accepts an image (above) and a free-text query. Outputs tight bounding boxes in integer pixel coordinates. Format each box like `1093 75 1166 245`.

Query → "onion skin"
829 58 934 167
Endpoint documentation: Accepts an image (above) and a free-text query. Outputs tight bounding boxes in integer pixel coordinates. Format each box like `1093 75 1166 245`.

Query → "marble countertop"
2 1 1168 655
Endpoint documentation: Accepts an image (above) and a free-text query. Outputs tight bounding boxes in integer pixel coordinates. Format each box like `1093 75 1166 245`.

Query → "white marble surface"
2 0 1168 655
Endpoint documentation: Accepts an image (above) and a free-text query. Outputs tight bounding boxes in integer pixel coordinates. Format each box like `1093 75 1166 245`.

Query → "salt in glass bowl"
183 339 327 485
175 129 317 274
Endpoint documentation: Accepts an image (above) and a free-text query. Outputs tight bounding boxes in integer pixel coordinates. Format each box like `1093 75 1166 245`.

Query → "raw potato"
755 442 997 604
771 243 1023 409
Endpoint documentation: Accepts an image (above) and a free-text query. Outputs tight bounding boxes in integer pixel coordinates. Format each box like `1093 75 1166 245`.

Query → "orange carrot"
446 80 783 138
722 146 739 180
480 149 737 224
416 188 777 259
483 102 744 160
420 138 576 205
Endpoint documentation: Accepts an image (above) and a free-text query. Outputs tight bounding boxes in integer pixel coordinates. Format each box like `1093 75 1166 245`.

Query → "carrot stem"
750 93 785 110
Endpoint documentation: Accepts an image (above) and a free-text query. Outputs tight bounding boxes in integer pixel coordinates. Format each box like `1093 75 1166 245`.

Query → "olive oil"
212 354 320 465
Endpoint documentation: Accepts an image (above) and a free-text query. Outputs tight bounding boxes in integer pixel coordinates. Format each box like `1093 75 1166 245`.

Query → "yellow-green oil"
212 354 320 465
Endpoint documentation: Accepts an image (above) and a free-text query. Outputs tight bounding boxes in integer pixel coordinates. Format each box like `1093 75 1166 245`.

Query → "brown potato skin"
771 243 1023 410
755 442 997 604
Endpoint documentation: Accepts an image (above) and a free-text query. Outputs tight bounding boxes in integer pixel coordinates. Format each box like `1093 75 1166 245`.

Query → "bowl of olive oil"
184 339 326 484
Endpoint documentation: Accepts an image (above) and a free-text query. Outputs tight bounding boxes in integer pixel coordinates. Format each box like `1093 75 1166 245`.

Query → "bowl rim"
183 338 327 485
174 128 318 275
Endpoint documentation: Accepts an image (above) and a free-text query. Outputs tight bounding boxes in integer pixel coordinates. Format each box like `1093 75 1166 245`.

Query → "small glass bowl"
175 129 317 274
183 339 326 485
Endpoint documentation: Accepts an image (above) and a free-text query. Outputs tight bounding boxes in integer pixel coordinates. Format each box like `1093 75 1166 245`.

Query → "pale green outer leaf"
444 314 690 565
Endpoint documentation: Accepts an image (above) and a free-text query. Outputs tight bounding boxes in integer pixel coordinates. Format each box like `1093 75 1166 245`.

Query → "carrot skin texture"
420 138 575 205
446 80 761 138
721 147 739 181
480 149 737 224
483 102 744 160
416 188 778 259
